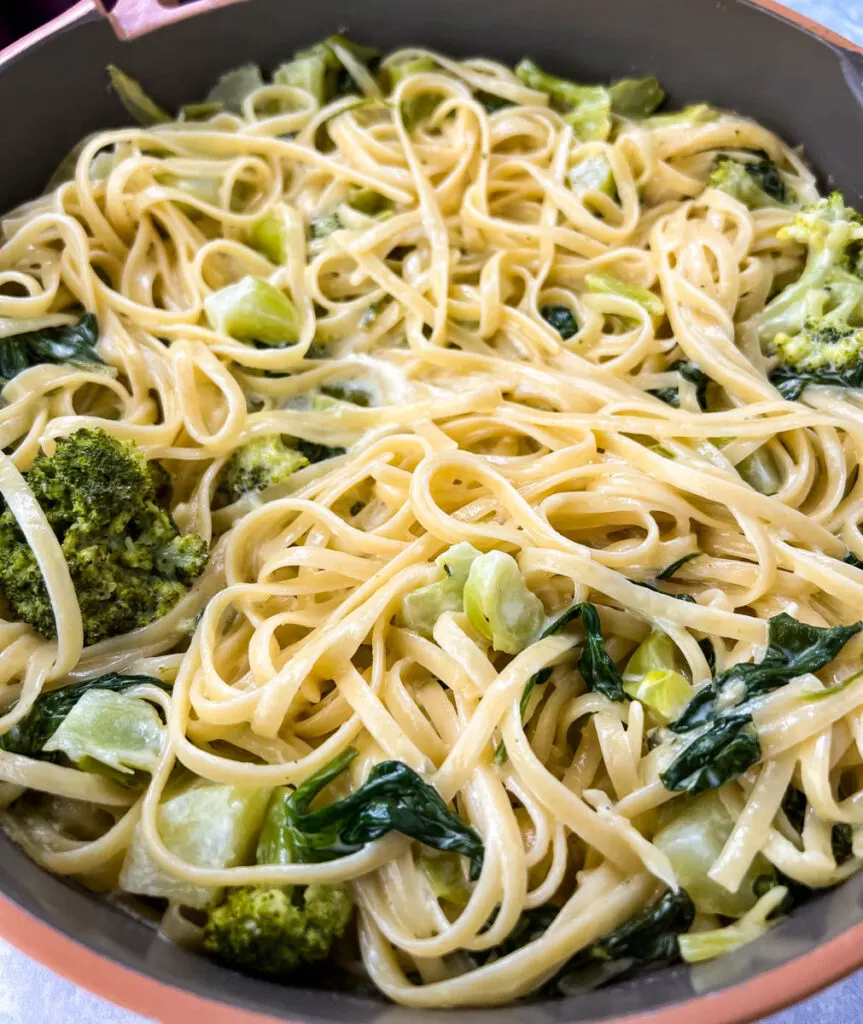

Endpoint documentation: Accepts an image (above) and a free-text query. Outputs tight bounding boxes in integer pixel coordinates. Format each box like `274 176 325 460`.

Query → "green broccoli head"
0 429 208 646
772 312 863 372
708 157 789 210
750 193 863 397
202 883 353 977
216 435 308 506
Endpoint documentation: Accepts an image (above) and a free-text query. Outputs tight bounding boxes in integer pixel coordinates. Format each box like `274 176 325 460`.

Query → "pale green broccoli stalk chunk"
250 211 289 264
750 193 863 397
385 56 442 128
216 436 309 506
0 429 208 646
586 273 666 318
400 542 482 638
274 36 380 106
205 276 300 346
641 104 717 128
205 65 264 113
623 631 692 724
608 76 665 117
274 53 331 104
202 786 353 978
678 886 786 964
708 157 790 210
515 59 611 141
463 550 545 654
42 688 164 778
569 154 617 204
654 791 773 917
107 65 171 126
736 446 781 495
119 782 271 909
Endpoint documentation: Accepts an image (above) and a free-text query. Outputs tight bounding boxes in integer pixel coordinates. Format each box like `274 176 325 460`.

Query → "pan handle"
94 0 249 39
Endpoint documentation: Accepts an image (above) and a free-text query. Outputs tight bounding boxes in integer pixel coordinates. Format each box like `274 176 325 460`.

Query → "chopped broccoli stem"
0 429 207 646
609 75 665 117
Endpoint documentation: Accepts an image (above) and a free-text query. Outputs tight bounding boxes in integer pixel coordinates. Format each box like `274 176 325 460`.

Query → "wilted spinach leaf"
0 314 102 383
274 747 484 879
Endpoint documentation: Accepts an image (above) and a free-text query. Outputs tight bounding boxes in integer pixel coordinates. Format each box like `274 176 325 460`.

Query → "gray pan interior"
0 0 863 1020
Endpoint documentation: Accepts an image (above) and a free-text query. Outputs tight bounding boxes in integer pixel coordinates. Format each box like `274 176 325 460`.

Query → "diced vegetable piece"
386 57 442 128
401 542 482 638
585 273 665 317
310 213 342 239
642 104 718 128
0 673 162 758
654 791 771 916
624 670 693 724
463 550 545 654
569 154 616 198
206 65 264 113
514 59 611 141
623 631 692 722
347 189 393 217
179 102 224 122
274 54 330 105
679 887 786 963
119 782 270 909
420 852 471 905
736 446 781 495
251 213 289 264
204 277 299 345
609 76 665 117
156 173 222 206
107 65 171 126
42 689 164 776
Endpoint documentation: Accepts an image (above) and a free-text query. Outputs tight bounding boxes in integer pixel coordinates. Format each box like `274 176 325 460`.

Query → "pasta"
1 39 863 1008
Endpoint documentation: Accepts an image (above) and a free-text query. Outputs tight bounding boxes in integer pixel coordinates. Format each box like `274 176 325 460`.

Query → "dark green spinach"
661 712 760 793
662 614 861 794
319 381 373 407
275 748 484 879
296 439 347 463
540 305 578 340
476 91 515 114
656 552 699 581
769 362 863 401
587 889 695 963
0 673 162 758
745 158 787 204
0 314 102 383
650 360 711 410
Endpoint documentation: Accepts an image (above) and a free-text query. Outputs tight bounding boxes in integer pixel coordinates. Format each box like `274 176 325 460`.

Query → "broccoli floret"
0 429 207 645
773 312 863 371
202 783 353 978
708 157 789 209
750 193 863 396
216 435 309 505
202 882 353 978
